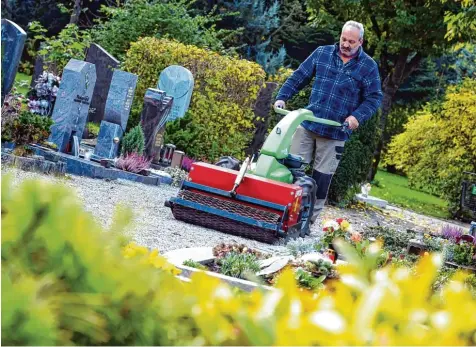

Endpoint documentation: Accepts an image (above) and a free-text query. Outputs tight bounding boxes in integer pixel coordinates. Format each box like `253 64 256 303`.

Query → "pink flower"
350 232 362 242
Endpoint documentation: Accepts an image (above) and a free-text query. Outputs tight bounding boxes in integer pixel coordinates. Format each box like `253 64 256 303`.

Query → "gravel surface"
3 167 470 255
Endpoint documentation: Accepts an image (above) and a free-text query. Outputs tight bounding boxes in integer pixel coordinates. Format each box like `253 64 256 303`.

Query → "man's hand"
345 115 359 130
274 100 286 109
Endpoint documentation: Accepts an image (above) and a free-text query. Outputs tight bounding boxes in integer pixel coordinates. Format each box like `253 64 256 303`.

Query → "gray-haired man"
274 20 383 224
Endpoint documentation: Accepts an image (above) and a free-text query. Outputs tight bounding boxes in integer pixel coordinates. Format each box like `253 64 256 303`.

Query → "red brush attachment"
188 162 303 231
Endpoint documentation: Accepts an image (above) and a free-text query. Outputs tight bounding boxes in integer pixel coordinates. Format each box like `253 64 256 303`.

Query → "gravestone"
140 88 174 159
30 55 44 88
1 19 27 104
49 59 97 152
94 121 123 159
94 70 138 158
85 43 120 124
103 70 138 131
157 65 193 122
246 82 279 156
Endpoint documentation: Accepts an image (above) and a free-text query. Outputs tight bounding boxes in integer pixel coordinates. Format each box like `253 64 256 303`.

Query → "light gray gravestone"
103 70 138 131
85 43 120 124
49 59 97 153
1 19 27 104
157 65 193 122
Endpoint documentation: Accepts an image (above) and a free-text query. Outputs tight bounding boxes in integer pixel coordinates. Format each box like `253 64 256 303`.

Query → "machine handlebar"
273 106 349 132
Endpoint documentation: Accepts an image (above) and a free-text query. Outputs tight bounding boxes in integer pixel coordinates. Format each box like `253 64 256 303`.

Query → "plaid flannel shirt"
276 43 383 141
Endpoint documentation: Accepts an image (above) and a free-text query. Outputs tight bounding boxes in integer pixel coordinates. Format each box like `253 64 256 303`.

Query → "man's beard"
340 46 357 58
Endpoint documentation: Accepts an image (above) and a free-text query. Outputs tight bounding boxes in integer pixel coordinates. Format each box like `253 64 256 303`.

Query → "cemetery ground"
2 165 469 256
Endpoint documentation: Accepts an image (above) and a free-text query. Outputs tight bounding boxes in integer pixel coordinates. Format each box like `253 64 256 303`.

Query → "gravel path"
2 167 470 255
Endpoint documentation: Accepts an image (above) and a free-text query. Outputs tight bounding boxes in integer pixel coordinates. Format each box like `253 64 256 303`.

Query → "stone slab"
1 19 27 103
26 145 170 186
1 152 66 176
163 247 216 266
176 264 276 293
94 121 123 159
355 193 388 209
256 256 292 276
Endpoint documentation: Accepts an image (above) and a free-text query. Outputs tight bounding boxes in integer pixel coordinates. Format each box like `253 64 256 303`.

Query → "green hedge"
123 37 266 161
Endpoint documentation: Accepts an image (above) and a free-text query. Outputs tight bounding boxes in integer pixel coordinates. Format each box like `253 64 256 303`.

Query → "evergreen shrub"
123 37 266 162
121 124 145 156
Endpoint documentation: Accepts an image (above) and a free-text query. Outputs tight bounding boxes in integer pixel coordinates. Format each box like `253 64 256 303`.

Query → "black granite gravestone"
85 43 119 124
140 88 174 160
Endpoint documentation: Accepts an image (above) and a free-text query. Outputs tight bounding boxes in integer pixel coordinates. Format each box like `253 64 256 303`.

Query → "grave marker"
140 88 173 159
94 70 138 158
1 19 27 104
49 59 96 152
85 44 120 124
103 70 138 131
157 65 193 122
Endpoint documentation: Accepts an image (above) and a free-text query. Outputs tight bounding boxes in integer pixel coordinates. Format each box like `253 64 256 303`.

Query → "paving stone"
164 246 215 266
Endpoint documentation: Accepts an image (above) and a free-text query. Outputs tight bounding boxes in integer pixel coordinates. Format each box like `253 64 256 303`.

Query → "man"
274 20 383 224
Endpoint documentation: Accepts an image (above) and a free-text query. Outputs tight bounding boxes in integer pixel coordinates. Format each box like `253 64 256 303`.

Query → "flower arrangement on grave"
27 71 60 117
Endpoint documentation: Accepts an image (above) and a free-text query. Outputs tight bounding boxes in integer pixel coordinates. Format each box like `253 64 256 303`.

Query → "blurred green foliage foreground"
2 176 476 346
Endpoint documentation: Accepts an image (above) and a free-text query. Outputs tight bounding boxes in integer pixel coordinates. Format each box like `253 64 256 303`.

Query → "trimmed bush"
123 37 266 161
385 78 476 216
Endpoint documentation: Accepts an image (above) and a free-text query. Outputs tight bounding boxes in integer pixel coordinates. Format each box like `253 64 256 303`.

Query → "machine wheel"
294 176 317 237
215 156 241 170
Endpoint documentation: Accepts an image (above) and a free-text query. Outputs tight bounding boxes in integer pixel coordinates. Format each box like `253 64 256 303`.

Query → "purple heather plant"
115 153 152 174
181 155 196 172
440 224 464 241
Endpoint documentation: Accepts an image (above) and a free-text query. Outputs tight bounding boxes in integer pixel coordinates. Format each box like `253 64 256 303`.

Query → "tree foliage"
385 78 476 216
91 0 231 60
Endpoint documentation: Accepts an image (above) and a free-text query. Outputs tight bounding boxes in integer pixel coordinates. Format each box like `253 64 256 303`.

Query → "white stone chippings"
1 168 296 254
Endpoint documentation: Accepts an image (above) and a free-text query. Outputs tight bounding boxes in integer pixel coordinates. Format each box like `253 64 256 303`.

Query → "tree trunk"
367 50 422 181
70 0 82 24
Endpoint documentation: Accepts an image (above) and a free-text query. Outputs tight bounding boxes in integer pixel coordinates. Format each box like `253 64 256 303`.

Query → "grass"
370 169 449 219
14 73 32 96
